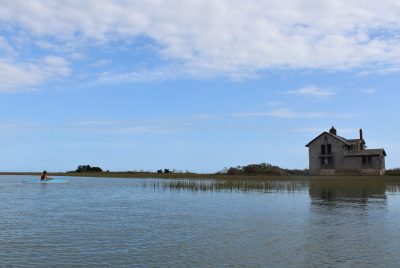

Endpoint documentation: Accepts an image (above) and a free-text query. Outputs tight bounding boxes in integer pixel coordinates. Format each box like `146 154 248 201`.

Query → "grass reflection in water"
148 177 400 198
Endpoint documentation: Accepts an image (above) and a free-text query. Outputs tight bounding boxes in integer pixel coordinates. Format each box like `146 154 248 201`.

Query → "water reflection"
155 177 400 202
303 179 399 266
309 179 387 204
3 175 400 267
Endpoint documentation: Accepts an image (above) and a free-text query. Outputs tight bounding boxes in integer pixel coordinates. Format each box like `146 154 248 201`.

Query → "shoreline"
1 172 400 181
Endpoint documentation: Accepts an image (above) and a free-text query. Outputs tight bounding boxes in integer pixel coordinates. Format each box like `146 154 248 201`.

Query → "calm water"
1 176 400 267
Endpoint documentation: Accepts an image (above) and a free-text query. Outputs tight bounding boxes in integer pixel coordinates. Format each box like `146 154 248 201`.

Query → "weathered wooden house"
306 127 386 175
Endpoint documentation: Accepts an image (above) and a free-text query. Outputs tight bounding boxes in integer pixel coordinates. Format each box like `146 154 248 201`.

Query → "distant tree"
386 168 400 176
157 169 163 174
91 166 103 172
283 168 309 176
75 165 103 172
164 169 171 174
224 163 288 176
227 167 242 175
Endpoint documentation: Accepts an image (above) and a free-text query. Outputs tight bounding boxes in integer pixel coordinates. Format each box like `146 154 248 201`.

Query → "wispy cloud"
364 88 376 94
97 67 179 84
68 120 173 134
92 59 111 68
286 86 336 98
0 36 17 58
0 122 41 134
188 114 218 120
266 101 284 107
232 109 325 119
0 55 70 92
293 127 359 134
1 0 400 80
232 108 356 119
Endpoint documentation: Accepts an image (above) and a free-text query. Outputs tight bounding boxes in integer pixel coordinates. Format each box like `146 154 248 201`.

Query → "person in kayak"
40 170 48 181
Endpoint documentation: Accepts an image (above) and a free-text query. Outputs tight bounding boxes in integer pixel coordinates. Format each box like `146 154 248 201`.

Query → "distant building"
306 127 386 175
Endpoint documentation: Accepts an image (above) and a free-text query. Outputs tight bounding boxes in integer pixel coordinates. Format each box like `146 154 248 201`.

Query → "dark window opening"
367 156 372 164
321 145 326 155
362 156 366 165
320 156 334 168
327 144 332 155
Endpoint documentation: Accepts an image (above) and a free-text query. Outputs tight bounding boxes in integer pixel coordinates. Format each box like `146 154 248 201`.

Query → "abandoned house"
306 127 386 175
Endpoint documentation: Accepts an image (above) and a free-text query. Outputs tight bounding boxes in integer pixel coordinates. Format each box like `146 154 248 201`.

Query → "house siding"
306 129 385 176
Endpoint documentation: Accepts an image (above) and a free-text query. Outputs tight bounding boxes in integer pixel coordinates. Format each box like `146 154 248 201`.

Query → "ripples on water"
1 175 400 267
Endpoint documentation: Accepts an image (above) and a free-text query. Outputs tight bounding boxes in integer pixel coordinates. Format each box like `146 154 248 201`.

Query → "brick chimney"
329 126 337 135
359 129 364 150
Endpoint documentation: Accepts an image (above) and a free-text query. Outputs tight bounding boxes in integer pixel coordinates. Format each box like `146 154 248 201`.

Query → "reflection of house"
308 180 387 202
306 127 386 175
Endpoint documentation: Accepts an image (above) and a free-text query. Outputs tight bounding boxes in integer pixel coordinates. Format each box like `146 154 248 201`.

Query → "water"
1 175 400 267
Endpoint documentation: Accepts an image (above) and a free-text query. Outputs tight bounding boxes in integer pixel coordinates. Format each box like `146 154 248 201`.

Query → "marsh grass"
147 177 400 196
156 179 309 193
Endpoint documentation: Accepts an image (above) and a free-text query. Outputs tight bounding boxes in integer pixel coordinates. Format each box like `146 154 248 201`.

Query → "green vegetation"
2 163 400 179
154 176 400 194
75 165 103 172
220 163 309 176
386 168 400 176
159 179 309 192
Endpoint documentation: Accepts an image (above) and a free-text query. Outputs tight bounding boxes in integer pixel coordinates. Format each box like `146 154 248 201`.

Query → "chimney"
329 126 337 135
359 129 364 150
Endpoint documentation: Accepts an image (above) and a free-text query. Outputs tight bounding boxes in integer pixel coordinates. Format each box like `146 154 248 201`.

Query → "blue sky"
1 1 400 172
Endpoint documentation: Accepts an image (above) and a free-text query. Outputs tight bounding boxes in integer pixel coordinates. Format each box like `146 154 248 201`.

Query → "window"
327 144 332 155
362 156 366 165
320 156 333 168
321 145 326 155
367 156 372 164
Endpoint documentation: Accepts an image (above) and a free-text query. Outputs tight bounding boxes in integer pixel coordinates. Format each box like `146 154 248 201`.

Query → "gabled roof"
345 149 387 157
347 138 365 145
305 132 351 147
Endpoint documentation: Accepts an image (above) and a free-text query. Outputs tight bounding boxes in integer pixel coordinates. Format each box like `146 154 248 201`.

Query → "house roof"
345 149 387 157
305 132 351 147
347 139 365 144
305 132 366 147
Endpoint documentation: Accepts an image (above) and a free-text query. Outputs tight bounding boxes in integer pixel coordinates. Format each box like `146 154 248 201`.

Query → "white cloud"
1 1 400 79
287 86 336 98
43 55 70 76
0 56 70 92
0 36 16 57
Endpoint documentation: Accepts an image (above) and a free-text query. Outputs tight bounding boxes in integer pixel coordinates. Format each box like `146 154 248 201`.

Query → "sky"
1 0 400 172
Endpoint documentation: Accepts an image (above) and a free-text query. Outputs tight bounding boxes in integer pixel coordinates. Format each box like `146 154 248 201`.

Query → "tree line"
75 165 103 172
220 163 309 176
71 163 400 176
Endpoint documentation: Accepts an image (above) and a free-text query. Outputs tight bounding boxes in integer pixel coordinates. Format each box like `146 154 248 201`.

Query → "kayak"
23 179 70 183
